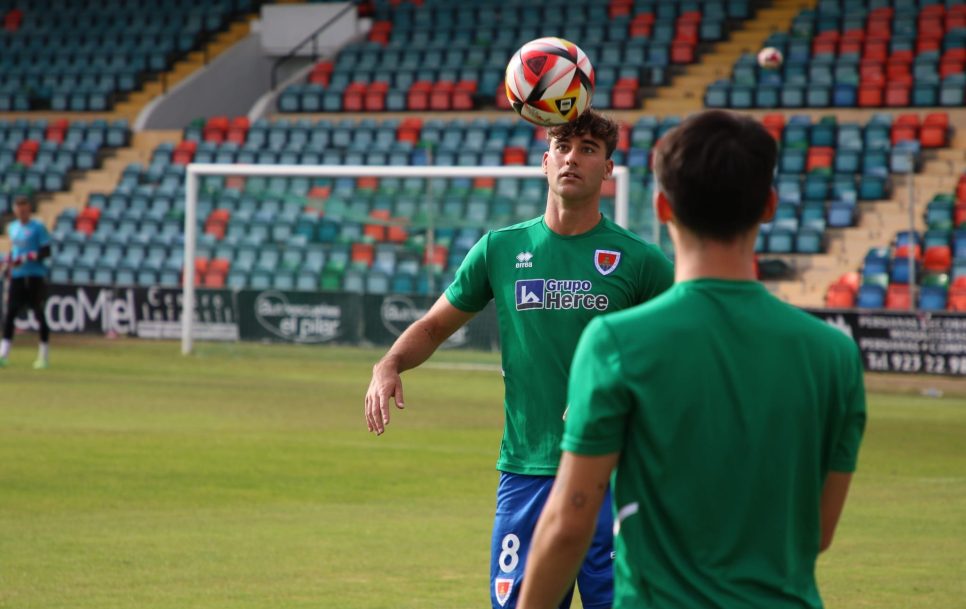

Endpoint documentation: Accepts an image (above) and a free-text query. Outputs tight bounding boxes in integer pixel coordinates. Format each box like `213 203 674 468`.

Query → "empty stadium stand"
706 1 966 109
0 0 259 112
278 0 763 114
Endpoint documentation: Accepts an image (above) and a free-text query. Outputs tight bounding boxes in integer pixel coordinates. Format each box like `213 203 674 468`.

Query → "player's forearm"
378 317 449 374
518 512 593 609
819 471 853 552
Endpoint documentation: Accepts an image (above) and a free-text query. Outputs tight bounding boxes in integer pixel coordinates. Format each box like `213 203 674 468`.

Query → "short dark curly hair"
545 109 619 159
653 110 777 241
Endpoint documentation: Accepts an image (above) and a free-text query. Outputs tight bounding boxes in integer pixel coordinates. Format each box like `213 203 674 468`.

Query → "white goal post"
182 163 632 355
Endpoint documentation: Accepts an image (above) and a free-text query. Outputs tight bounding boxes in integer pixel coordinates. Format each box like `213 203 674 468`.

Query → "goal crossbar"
182 163 631 355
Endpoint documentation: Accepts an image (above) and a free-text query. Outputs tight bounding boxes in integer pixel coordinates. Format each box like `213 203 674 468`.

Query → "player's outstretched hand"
365 361 405 436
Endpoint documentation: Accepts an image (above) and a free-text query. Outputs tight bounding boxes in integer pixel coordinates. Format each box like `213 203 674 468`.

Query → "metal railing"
270 0 360 90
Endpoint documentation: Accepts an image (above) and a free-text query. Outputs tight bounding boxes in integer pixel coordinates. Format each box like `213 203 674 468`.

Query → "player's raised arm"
364 294 476 435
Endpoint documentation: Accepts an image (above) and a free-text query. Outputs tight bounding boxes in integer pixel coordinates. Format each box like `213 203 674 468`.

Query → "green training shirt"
564 279 866 609
444 214 673 476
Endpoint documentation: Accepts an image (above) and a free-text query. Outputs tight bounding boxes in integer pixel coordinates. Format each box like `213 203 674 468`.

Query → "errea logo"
515 251 533 268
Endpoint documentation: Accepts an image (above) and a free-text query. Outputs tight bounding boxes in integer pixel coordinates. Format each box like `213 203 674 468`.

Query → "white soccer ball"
505 37 595 127
757 47 784 69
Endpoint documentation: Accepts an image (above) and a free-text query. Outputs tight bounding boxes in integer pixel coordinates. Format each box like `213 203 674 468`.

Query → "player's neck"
671 225 758 283
543 198 601 236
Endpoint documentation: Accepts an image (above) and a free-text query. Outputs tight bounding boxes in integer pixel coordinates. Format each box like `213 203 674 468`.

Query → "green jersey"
564 279 866 609
445 215 673 476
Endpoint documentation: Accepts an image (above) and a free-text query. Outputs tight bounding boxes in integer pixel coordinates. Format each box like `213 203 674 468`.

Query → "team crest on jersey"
594 249 621 276
495 578 514 607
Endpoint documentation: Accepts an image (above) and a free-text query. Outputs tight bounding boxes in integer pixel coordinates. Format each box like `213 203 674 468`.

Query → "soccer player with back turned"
364 110 674 609
2 195 52 369
519 110 867 609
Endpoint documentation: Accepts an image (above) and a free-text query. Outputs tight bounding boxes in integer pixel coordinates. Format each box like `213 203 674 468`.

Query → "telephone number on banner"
865 352 966 375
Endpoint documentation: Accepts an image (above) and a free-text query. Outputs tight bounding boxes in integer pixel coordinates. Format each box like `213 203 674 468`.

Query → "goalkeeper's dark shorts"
3 275 49 342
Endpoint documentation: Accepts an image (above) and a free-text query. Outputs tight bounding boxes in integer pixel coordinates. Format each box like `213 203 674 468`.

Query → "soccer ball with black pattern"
505 37 595 127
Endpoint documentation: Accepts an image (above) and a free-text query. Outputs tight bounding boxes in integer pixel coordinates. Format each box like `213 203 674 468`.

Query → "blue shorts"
490 472 613 609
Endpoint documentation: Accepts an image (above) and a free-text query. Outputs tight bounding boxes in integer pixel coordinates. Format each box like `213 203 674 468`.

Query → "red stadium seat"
923 246 952 272
671 41 695 64
194 257 210 277
629 13 653 38
343 82 366 112
884 82 910 107
364 81 388 111
886 284 912 310
209 258 230 276
474 177 495 190
503 147 526 165
840 38 863 55
813 38 837 56
860 59 886 83
356 176 379 191
611 78 639 109
423 244 448 267
202 273 225 288
954 204 966 227
920 125 946 148
397 117 422 143
364 210 390 242
762 113 785 131
609 0 632 18
407 81 432 111
858 84 883 107
429 81 455 111
3 8 22 31
351 243 374 267
308 185 330 204
825 284 856 308
863 40 888 62
838 272 861 293
367 20 391 44
894 244 922 262
387 221 408 244
75 207 100 236
452 80 477 110
806 147 834 172
228 116 249 135
617 124 630 152
947 286 966 311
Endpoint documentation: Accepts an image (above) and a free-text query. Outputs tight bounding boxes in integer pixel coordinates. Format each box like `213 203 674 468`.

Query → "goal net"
181 163 636 355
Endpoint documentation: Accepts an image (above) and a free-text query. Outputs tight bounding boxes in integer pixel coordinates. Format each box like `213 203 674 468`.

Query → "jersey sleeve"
444 232 493 313
828 343 867 473
636 245 674 304
35 221 51 248
562 316 631 456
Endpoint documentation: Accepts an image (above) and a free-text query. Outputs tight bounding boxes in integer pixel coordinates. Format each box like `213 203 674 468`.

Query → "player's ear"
542 150 549 174
604 158 613 180
760 189 778 223
654 190 674 224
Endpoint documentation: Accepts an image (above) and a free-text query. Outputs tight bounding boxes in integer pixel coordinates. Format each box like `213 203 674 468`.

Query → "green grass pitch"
1 336 964 608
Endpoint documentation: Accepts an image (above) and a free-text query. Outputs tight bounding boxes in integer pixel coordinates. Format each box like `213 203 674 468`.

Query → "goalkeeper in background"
364 110 674 609
1 195 52 369
519 110 866 609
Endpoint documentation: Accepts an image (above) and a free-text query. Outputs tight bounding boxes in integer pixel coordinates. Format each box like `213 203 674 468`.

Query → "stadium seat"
857 284 886 308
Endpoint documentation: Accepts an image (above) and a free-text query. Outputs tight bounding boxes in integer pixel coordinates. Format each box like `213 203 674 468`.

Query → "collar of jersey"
539 213 607 240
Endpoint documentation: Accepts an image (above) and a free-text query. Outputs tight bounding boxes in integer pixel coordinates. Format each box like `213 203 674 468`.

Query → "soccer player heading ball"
364 109 674 609
519 110 867 609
